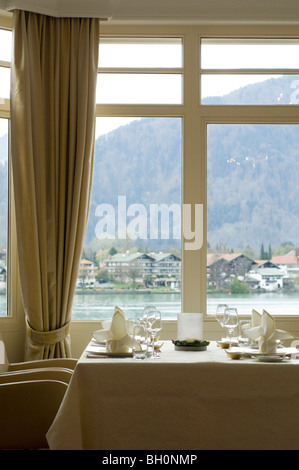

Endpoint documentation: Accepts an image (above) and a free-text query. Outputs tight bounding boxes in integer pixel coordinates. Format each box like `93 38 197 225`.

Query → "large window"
3 21 299 334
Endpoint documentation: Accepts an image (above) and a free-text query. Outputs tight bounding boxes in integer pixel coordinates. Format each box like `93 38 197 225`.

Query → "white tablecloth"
46 341 299 450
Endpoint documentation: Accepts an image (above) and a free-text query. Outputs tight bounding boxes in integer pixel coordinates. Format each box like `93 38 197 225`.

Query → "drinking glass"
146 310 162 359
216 304 228 339
127 317 139 336
237 319 251 348
141 305 156 325
142 305 157 355
223 307 239 348
132 324 148 360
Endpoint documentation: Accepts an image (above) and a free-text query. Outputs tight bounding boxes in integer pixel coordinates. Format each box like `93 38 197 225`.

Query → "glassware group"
130 305 162 359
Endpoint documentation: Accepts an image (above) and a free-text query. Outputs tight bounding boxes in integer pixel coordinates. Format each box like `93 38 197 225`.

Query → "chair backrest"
0 367 73 384
0 336 9 373
0 379 68 449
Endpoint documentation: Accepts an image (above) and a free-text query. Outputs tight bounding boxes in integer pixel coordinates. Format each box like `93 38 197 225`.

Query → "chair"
0 379 68 449
0 333 77 373
0 367 73 384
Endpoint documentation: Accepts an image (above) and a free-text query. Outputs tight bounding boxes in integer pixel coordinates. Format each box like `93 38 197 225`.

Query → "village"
73 248 299 293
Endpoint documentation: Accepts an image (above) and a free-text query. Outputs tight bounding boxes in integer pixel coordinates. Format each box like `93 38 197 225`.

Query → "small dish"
225 349 242 360
217 341 230 349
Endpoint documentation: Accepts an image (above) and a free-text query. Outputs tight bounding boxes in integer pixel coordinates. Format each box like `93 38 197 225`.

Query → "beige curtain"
10 10 99 360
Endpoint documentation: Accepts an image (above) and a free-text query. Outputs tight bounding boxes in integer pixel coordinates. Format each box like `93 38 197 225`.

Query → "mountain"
86 117 182 250
86 75 299 252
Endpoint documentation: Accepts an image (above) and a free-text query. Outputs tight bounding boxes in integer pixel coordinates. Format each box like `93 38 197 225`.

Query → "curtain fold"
10 10 99 359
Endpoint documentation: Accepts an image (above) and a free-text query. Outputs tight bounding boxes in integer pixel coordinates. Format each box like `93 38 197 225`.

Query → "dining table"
46 340 299 450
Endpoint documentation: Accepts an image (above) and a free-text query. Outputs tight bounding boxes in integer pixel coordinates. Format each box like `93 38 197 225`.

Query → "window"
0 27 11 317
207 124 299 315
0 118 8 316
97 37 183 105
202 37 299 319
72 37 183 321
201 38 299 105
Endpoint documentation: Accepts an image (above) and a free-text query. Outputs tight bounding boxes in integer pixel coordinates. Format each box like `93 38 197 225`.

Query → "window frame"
2 18 299 343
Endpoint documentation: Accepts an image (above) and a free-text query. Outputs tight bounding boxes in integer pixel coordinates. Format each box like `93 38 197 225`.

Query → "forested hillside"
85 75 299 253
1 76 299 256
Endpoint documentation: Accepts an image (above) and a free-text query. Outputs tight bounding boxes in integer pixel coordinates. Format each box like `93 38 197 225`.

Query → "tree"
229 277 249 293
108 247 118 256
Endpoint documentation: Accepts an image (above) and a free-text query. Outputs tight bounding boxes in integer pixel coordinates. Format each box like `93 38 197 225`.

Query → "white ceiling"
0 0 299 24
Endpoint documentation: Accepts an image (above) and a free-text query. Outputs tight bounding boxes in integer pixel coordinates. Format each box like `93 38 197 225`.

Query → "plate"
174 345 207 351
86 344 132 357
257 355 288 363
86 350 133 358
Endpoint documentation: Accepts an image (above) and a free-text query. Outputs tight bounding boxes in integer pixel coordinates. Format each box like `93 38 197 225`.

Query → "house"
151 253 181 277
246 267 284 291
77 258 98 287
207 253 256 288
105 252 181 285
105 252 154 283
270 255 299 279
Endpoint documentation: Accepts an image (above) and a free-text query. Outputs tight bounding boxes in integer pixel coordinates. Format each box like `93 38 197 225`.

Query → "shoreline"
75 289 181 295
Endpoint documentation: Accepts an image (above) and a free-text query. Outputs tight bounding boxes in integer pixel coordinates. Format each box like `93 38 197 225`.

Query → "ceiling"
0 0 299 24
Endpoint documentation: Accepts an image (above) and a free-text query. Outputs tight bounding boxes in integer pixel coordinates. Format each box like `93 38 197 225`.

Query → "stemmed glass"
146 310 162 359
223 307 239 348
142 305 156 322
216 304 228 339
142 305 156 355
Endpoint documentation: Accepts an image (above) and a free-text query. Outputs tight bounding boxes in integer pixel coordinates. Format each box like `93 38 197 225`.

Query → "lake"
1 290 299 319
72 290 299 320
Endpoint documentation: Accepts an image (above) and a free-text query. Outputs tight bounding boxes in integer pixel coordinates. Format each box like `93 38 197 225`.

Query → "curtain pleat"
10 10 99 359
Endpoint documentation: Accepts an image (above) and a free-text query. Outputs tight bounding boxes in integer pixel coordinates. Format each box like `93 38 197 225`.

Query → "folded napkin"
243 309 294 354
92 306 139 353
251 309 262 327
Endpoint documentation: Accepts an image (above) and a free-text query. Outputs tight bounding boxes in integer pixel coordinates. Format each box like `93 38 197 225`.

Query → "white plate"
86 344 132 357
86 350 132 358
257 355 288 363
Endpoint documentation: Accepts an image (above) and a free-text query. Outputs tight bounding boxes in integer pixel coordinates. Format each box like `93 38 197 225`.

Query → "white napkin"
251 309 262 327
92 306 139 353
243 309 294 354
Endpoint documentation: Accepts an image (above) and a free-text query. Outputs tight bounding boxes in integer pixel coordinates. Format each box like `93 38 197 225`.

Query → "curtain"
10 10 99 360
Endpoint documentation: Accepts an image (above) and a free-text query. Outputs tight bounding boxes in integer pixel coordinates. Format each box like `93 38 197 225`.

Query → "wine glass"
223 307 239 349
146 310 162 359
216 304 228 339
141 305 156 325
